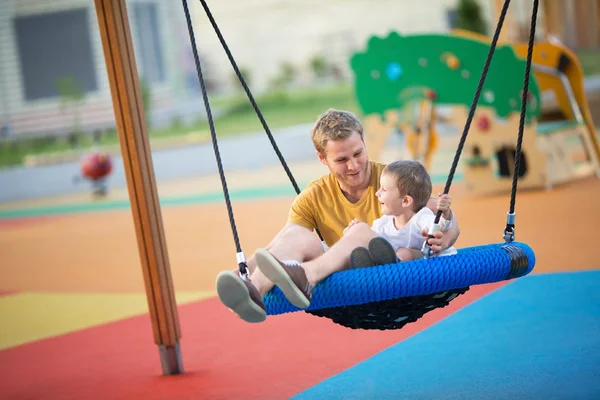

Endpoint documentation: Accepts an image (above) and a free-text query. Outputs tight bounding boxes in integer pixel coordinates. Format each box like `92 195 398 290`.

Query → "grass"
0 83 359 168
196 84 359 135
576 50 600 76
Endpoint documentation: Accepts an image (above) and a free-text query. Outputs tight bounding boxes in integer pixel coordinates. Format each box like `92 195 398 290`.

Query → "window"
446 9 459 30
14 8 97 101
132 2 166 83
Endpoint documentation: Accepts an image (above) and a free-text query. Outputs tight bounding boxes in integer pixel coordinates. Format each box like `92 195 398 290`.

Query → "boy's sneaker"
349 246 375 269
368 237 399 265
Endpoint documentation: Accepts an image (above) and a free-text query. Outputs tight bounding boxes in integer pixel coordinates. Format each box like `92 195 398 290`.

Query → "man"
216 109 460 322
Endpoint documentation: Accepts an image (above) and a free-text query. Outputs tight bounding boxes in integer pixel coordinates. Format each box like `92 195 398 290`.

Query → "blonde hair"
383 160 432 211
311 109 364 156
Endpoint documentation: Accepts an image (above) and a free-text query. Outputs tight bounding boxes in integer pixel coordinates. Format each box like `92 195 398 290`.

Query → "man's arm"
441 210 460 248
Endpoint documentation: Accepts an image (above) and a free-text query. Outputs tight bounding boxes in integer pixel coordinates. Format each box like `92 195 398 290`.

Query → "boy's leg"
216 223 324 322
396 247 417 261
254 223 377 307
408 248 424 260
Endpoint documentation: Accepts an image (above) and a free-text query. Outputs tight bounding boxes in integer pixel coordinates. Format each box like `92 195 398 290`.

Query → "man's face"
317 131 369 189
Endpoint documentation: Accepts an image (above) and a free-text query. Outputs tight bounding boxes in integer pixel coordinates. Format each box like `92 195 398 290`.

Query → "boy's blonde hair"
383 160 432 211
311 109 364 156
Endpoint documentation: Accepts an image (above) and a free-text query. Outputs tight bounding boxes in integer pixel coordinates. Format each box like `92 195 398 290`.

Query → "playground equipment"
400 94 439 171
351 31 600 195
80 150 113 195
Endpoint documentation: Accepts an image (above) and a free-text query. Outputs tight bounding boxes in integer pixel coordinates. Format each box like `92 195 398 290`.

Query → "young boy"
344 160 457 268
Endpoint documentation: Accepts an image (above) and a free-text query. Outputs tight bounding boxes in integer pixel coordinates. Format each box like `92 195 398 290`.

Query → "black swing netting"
307 288 469 330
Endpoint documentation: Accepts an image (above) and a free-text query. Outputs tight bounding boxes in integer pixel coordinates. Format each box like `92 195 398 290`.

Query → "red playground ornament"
81 151 113 181
476 115 491 131
426 89 437 101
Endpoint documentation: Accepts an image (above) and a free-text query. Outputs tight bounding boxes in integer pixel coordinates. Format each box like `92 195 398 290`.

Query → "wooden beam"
493 0 515 42
93 0 183 375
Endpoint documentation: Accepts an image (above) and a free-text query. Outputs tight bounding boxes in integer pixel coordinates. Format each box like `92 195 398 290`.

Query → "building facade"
188 0 465 93
0 0 204 138
1 0 596 139
486 0 600 48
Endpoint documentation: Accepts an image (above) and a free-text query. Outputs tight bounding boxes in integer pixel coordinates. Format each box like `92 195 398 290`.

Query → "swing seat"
263 242 534 330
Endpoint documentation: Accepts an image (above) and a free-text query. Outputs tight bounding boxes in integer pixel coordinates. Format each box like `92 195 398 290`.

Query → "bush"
230 66 252 91
457 0 487 35
309 55 328 79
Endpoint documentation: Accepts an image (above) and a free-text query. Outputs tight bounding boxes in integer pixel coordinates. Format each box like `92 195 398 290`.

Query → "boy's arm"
425 198 460 251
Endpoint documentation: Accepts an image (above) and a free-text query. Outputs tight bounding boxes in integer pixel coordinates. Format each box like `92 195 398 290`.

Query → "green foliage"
457 0 488 35
269 62 297 89
219 89 291 116
575 50 600 76
56 76 86 140
139 76 152 129
230 66 252 90
309 55 328 79
56 76 84 113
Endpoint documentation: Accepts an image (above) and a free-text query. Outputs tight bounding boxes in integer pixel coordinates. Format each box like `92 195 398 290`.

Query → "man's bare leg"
302 223 375 285
216 223 323 322
254 223 377 308
248 224 324 297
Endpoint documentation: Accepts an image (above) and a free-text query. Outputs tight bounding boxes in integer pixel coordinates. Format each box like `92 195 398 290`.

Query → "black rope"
196 0 324 243
505 0 539 239
434 0 512 225
181 0 247 274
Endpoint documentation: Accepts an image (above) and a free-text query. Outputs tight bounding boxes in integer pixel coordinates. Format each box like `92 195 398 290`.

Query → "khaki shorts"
407 248 424 260
323 241 423 260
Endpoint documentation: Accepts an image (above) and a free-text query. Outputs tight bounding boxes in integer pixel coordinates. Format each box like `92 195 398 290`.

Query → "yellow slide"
452 29 600 170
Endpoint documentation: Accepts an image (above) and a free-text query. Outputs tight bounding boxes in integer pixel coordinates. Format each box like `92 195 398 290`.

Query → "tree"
309 55 328 79
56 76 86 144
457 0 487 35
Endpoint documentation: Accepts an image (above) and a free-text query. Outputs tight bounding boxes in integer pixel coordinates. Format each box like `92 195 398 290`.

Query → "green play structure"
349 31 600 195
350 31 540 121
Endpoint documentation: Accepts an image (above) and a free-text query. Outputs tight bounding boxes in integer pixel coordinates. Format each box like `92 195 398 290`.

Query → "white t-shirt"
371 208 457 257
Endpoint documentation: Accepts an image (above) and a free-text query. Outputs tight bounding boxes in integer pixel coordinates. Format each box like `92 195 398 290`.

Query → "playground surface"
1 131 599 399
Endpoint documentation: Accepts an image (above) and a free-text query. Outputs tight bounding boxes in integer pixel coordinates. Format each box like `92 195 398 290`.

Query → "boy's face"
317 131 369 190
376 172 412 216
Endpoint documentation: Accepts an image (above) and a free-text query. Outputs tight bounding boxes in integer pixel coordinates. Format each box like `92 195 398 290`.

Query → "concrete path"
0 124 315 203
0 122 463 207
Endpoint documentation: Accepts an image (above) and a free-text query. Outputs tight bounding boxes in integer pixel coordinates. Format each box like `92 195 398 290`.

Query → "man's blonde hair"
311 109 364 156
383 160 432 211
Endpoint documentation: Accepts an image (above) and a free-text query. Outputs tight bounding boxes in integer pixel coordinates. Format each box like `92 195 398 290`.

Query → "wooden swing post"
93 0 183 375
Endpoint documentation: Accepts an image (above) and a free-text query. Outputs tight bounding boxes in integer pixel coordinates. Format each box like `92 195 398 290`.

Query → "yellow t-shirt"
288 161 386 247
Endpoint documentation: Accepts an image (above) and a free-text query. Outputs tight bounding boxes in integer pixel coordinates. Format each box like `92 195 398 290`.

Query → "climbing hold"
426 89 437 101
442 52 460 70
477 115 491 131
386 62 403 80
